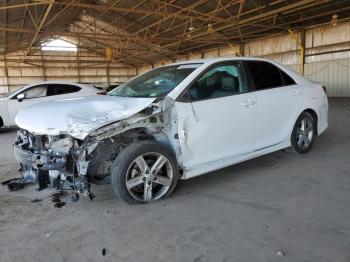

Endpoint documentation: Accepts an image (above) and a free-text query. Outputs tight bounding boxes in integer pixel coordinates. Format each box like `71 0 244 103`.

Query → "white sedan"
0 81 103 127
14 57 328 204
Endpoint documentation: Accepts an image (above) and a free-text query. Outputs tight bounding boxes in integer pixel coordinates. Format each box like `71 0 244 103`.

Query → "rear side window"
246 61 295 90
280 70 296 86
47 84 81 96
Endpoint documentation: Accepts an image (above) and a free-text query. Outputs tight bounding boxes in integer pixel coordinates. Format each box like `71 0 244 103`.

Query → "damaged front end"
14 129 95 200
13 97 181 201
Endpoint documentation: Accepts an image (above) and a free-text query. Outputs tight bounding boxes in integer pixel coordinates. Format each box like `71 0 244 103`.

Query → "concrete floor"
0 98 349 262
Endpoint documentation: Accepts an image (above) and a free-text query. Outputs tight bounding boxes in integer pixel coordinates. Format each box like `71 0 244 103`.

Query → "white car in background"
13 58 328 204
0 81 103 128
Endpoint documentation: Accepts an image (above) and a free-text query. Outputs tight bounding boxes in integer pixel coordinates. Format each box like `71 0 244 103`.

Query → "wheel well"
122 128 183 174
87 128 173 176
0 116 3 127
304 109 318 135
115 127 173 150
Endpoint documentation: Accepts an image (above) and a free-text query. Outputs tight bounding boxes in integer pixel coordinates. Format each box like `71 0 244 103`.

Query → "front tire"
291 112 316 154
111 140 179 204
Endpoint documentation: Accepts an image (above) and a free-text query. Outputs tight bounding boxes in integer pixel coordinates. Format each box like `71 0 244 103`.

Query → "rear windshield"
109 64 202 98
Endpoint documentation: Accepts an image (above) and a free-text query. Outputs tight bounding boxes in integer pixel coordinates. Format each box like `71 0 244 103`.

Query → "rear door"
244 60 302 150
175 61 257 169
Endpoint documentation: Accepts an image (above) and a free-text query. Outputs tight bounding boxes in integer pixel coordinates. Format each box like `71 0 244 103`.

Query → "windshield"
109 63 202 98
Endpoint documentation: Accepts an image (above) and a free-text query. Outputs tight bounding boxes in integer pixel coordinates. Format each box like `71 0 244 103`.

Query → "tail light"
96 91 107 95
321 85 327 95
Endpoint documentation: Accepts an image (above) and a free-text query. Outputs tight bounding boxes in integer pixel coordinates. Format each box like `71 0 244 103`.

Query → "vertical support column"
240 43 245 57
3 1 9 93
3 53 9 93
40 49 47 81
288 29 305 75
300 30 305 76
106 62 111 87
105 47 111 87
77 31 81 83
229 43 242 56
77 45 81 83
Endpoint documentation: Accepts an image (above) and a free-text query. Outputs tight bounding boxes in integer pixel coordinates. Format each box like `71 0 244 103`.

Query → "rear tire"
291 112 316 154
111 140 179 204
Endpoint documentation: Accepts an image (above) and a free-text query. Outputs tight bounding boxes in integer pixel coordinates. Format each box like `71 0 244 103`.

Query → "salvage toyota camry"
14 57 328 204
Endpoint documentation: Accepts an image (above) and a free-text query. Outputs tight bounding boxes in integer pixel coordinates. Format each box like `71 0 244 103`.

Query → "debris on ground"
1 178 30 191
54 201 66 208
46 232 56 237
276 251 286 257
193 255 209 262
31 199 42 203
50 191 68 208
71 192 80 202
88 192 96 201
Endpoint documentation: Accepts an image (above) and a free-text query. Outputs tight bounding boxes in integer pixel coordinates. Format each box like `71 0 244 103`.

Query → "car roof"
23 80 95 88
20 81 102 92
7 80 99 99
167 56 277 66
166 56 310 85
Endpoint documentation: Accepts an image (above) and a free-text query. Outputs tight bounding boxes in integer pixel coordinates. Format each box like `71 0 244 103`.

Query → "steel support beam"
22 0 55 62
0 1 51 10
288 29 305 75
54 1 214 22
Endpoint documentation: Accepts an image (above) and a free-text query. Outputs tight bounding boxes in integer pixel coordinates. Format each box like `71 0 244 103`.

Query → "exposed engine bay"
13 97 182 202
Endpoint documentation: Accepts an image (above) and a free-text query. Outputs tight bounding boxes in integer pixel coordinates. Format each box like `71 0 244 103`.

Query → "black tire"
111 140 179 204
291 112 316 154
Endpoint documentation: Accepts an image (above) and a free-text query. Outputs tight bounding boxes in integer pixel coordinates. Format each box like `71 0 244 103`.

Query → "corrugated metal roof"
1 0 349 65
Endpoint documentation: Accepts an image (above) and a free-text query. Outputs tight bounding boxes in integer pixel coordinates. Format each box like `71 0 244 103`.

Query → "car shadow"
0 127 18 134
174 149 289 197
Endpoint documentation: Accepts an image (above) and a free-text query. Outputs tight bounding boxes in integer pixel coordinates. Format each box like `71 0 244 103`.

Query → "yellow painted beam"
288 29 305 75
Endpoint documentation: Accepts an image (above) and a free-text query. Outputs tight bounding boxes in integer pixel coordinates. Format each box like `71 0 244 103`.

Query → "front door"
175 61 257 170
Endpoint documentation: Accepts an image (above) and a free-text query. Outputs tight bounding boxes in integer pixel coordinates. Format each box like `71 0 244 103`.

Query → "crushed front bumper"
13 144 66 170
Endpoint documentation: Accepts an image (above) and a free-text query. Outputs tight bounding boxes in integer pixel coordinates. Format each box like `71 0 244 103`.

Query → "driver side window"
23 85 47 99
188 62 246 101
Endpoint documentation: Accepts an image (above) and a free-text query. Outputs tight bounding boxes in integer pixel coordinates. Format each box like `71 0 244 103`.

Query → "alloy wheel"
296 116 314 150
125 152 174 202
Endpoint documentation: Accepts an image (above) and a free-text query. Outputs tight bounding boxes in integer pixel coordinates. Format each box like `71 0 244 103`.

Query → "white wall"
138 21 350 97
0 49 137 94
2 21 350 97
